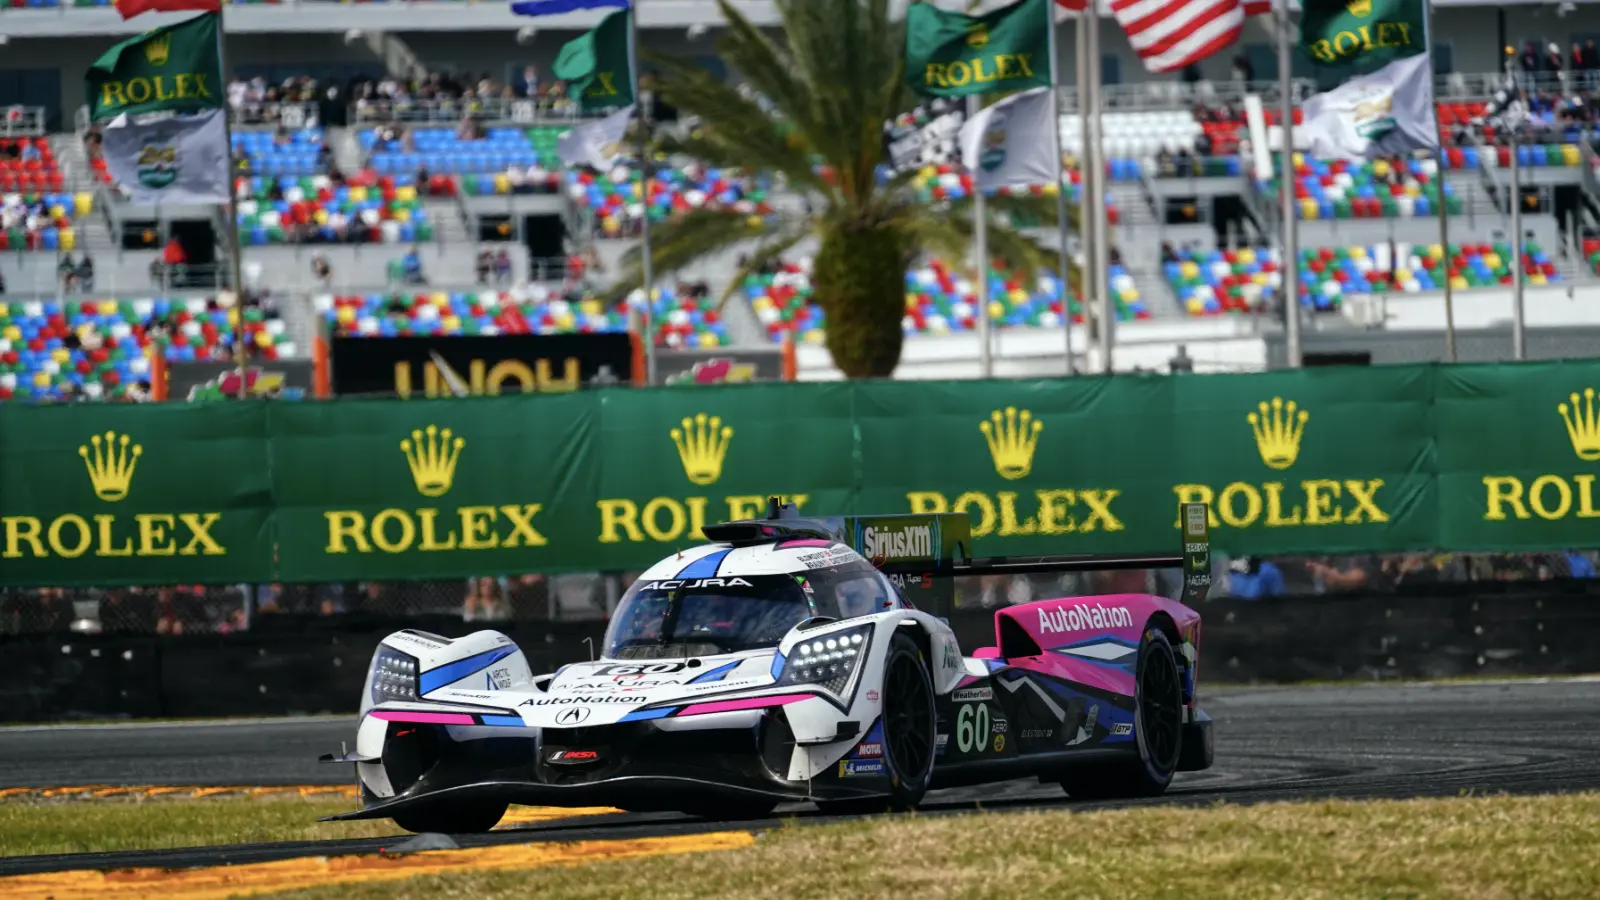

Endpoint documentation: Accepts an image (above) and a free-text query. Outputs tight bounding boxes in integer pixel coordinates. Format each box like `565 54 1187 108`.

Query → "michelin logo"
1038 603 1133 634
838 759 886 777
861 525 932 560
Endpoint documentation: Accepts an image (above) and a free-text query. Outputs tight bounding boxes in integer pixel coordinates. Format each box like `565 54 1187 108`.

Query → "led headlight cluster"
370 646 419 705
778 625 872 695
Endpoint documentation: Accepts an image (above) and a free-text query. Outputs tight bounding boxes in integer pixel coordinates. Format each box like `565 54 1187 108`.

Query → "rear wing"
701 499 1213 608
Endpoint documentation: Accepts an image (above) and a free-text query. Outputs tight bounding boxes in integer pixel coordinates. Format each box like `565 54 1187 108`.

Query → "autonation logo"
520 695 648 706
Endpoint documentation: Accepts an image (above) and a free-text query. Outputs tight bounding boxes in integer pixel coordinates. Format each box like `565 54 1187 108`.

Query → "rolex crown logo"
980 407 1042 481
80 431 143 502
1347 0 1372 17
401 425 465 497
145 33 172 66
671 413 734 486
1248 397 1309 470
965 23 989 49
1558 387 1600 461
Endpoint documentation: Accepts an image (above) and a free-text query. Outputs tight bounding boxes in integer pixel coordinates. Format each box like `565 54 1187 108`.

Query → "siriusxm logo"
1038 603 1133 634
861 525 932 560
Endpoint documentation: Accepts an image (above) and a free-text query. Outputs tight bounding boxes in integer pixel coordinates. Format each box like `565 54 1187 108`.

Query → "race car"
323 499 1216 833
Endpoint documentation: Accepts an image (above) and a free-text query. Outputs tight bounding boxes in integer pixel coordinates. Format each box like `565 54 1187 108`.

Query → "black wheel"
675 799 779 821
815 631 936 815
1060 626 1185 800
391 800 508 834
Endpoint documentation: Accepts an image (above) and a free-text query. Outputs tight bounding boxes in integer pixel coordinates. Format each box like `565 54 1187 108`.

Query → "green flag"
552 8 635 112
904 0 1051 99
1298 0 1428 75
86 12 224 122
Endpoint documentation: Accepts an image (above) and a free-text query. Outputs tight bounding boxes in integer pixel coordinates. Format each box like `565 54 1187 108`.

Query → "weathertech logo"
1037 603 1133 634
861 525 931 560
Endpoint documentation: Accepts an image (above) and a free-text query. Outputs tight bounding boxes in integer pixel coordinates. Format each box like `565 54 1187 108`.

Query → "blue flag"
511 0 628 15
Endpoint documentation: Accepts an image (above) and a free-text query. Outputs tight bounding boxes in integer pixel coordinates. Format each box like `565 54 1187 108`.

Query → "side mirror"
972 646 1001 660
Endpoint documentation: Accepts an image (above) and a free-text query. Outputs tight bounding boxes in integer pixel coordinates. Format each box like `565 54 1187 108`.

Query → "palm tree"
606 0 1078 379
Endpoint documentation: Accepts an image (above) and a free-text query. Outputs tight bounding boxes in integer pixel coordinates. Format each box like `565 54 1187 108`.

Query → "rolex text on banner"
551 7 636 112
99 109 230 205
1295 0 1437 161
85 12 224 122
904 0 1051 99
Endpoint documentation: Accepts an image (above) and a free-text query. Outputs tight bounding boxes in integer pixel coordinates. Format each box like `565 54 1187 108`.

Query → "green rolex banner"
1295 0 1437 161
86 12 224 121
552 8 635 112
904 0 1051 99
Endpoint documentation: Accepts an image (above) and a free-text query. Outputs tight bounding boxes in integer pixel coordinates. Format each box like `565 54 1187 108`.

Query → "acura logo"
555 707 590 725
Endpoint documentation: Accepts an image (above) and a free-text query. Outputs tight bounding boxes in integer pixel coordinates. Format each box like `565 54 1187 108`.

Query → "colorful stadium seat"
0 297 287 402
1 138 92 251
1264 154 1463 220
318 288 729 348
234 173 433 244
567 165 775 238
234 128 325 177
744 257 1146 343
911 164 1122 224
1166 242 1563 316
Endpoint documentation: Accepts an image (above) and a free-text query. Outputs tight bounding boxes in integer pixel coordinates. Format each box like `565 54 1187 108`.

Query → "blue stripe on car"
688 660 740 684
480 715 527 727
676 548 732 579
620 706 676 721
770 650 786 679
419 646 517 694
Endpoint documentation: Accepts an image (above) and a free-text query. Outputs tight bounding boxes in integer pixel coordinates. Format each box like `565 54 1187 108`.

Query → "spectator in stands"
475 248 493 284
1223 556 1284 600
312 252 332 287
0 267 6 295
517 65 541 100
1586 40 1600 90
77 254 95 292
464 577 510 622
163 235 187 283
508 574 549 620
1305 556 1373 595
1566 551 1598 579
1231 53 1253 84
58 253 79 292
494 248 512 284
402 246 427 285
456 115 483 142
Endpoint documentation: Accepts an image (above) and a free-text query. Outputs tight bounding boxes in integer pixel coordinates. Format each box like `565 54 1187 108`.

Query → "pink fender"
991 594 1203 701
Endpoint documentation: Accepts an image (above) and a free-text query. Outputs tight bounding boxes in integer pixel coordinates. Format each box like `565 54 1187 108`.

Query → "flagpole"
1509 114 1525 360
1075 7 1096 368
1045 0 1074 376
208 8 248 396
1277 0 1301 369
1424 0 1456 363
1086 6 1111 373
970 93 993 379
625 3 657 384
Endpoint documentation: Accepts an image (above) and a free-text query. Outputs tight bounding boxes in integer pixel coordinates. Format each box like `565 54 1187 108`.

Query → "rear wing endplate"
704 499 1212 607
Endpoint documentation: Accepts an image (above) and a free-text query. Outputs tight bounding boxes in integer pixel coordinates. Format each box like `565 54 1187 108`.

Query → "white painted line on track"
0 715 353 733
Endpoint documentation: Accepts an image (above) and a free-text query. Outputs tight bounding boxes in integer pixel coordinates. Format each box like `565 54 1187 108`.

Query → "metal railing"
2 107 45 138
351 98 605 126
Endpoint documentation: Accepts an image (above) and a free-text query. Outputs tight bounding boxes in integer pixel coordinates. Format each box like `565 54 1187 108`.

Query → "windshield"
602 567 893 659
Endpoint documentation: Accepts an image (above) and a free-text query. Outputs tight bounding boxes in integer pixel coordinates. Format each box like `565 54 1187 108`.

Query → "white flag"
957 87 1058 193
100 109 230 205
1298 54 1438 162
557 104 636 169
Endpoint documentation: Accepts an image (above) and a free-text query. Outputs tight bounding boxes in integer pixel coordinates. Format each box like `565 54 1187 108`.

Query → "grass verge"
0 797 395 857
258 792 1600 900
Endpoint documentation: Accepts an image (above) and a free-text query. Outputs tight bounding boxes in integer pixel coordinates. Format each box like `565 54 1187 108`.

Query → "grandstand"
3 7 1600 393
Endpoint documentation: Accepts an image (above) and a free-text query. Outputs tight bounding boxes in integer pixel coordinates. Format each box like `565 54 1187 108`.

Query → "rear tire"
1060 626 1184 800
392 800 508 835
816 631 936 815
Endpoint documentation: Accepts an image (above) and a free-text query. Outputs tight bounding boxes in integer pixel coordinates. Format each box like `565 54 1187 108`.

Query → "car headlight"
370 645 419 705
778 624 872 696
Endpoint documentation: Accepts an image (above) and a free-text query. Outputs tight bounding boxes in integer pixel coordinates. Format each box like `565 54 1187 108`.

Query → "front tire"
1060 626 1185 800
391 800 508 834
815 631 936 815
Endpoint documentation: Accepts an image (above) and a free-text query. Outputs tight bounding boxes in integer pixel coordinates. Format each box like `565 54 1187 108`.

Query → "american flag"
1053 0 1272 76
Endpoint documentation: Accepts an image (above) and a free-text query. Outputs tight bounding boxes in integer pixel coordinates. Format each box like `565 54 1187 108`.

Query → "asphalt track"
4 679 1600 877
